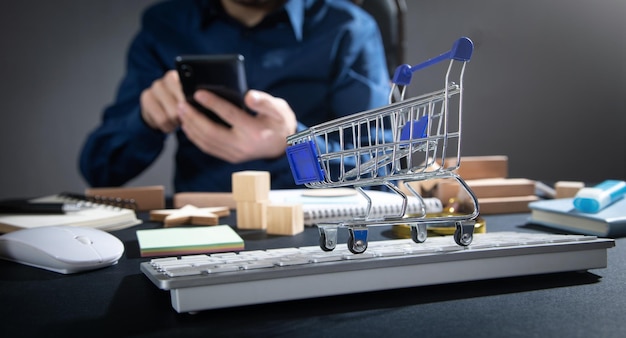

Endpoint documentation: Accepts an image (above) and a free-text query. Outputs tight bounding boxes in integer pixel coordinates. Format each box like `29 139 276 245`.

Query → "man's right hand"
140 70 185 133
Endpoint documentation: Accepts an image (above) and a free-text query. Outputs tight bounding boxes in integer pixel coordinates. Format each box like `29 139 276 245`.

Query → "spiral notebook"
268 189 443 226
0 193 141 233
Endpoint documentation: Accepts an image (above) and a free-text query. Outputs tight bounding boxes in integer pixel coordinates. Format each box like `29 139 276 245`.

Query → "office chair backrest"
352 0 407 77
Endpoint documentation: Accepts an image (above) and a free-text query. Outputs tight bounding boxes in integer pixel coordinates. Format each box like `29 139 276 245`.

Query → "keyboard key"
241 261 276 270
206 265 241 274
164 267 203 277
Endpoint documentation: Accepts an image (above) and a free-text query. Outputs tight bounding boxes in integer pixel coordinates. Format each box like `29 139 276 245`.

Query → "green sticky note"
136 225 244 257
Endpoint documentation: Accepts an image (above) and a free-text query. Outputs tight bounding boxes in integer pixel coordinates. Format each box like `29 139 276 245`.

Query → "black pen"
0 199 84 214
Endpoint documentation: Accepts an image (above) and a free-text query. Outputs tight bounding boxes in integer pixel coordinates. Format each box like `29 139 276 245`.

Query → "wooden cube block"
232 171 270 202
266 203 304 236
555 181 584 198
236 201 267 229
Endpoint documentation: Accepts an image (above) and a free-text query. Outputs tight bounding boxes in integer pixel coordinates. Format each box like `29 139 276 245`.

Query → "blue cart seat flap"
286 141 325 185
400 116 428 141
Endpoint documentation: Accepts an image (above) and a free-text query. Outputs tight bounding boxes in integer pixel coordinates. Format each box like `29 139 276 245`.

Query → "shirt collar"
282 0 305 41
199 0 309 42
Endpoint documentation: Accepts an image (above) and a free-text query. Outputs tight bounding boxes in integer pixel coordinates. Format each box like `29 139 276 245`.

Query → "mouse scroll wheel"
75 236 93 245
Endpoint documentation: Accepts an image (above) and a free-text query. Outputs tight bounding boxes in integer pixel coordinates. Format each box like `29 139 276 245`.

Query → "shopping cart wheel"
318 227 337 251
410 223 428 243
453 221 475 246
347 227 368 254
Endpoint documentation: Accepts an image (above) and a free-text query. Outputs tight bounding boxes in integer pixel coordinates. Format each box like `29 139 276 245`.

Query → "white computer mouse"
0 225 124 274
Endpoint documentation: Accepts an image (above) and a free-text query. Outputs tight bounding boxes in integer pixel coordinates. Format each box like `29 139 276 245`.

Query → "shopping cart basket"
285 37 479 253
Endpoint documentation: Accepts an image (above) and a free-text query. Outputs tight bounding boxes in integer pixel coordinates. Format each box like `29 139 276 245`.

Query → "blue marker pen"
573 180 626 213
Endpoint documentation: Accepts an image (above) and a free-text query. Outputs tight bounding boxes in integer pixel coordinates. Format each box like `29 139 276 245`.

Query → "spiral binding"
59 192 138 210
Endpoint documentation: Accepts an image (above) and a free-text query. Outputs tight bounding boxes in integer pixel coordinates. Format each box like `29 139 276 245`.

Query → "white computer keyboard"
140 232 614 313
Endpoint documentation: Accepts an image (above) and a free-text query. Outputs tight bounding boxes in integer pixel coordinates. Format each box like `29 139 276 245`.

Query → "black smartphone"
176 54 248 127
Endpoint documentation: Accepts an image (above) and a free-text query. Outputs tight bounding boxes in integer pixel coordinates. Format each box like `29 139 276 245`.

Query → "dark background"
0 0 624 199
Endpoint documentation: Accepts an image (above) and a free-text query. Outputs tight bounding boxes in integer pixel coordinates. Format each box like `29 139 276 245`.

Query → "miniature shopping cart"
285 37 479 254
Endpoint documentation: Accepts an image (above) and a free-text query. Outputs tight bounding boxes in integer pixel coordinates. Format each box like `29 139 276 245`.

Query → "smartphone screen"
176 54 248 128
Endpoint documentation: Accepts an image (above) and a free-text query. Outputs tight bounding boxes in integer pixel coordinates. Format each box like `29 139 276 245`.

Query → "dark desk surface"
2 212 625 337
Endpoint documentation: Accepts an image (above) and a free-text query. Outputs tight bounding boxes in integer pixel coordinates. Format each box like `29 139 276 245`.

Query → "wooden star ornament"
149 204 231 228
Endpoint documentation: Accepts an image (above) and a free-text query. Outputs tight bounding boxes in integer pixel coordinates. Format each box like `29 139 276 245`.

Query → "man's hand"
178 89 298 163
140 70 185 133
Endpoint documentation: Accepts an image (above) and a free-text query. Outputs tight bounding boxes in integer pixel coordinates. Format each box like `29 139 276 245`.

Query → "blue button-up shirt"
79 0 390 192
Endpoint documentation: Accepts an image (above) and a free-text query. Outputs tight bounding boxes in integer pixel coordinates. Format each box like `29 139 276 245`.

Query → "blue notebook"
528 197 626 237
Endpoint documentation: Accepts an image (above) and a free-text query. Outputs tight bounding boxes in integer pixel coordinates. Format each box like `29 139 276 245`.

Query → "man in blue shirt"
79 0 390 192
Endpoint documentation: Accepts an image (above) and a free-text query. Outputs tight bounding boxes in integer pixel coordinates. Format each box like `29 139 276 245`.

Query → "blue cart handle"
392 37 474 86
